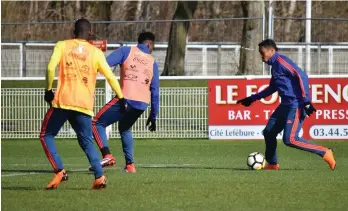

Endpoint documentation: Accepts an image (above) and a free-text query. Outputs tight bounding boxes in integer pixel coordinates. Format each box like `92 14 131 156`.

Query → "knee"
39 131 49 140
118 125 129 133
263 129 276 139
77 134 93 147
92 118 99 126
282 135 293 146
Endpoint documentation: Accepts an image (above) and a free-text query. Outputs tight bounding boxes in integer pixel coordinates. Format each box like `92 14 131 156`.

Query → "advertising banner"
89 40 107 52
208 77 348 140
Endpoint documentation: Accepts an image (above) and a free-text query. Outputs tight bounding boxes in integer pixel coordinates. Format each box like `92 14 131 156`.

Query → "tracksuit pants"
263 105 327 164
40 107 103 179
92 97 144 164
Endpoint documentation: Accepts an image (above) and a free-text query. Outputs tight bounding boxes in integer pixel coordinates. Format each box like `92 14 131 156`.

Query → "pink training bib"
120 47 155 104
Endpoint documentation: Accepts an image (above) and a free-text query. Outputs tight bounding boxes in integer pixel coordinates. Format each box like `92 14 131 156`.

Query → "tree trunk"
76 1 81 17
162 1 198 76
284 0 297 41
237 1 264 75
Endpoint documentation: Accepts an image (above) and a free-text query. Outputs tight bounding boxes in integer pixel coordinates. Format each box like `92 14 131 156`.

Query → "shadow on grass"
2 186 42 191
1 169 92 173
2 169 52 173
2 186 89 191
138 166 307 171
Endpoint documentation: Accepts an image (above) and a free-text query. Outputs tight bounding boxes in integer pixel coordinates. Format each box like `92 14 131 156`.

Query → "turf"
2 139 348 211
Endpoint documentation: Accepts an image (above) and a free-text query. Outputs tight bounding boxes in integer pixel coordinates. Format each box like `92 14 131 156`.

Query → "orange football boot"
92 175 107 190
323 149 336 170
89 154 116 171
45 169 68 189
263 164 280 170
124 163 136 173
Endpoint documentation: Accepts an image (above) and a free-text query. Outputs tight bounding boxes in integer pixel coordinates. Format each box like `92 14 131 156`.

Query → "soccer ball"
247 152 266 170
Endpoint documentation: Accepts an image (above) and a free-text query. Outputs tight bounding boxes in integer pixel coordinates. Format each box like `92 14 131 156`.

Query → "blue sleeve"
251 78 277 101
106 46 131 67
300 71 311 103
150 62 160 120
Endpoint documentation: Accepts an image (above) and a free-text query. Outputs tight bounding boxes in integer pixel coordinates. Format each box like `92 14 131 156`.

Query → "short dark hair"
138 31 155 43
74 18 91 35
258 39 278 51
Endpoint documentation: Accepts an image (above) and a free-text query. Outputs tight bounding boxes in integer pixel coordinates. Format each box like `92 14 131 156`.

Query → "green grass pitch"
1 139 348 211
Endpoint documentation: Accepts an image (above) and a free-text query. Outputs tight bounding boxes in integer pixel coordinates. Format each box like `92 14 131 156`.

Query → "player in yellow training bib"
40 19 125 190
90 32 160 173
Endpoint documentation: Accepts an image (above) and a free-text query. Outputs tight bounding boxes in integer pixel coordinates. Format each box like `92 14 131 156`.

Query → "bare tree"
237 1 264 75
162 1 198 76
283 0 297 41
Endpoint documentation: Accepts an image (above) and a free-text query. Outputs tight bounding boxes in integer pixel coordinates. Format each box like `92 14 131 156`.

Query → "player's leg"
282 108 336 170
262 106 285 169
92 97 122 166
118 105 144 173
68 111 106 189
39 107 69 189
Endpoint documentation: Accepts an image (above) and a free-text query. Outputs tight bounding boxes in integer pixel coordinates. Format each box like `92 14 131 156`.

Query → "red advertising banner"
89 40 107 52
208 77 348 140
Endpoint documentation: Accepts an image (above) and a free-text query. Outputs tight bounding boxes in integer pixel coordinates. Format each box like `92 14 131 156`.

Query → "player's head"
258 39 278 62
138 31 155 53
74 18 92 40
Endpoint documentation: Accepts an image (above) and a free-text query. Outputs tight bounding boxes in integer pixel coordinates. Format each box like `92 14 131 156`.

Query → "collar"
267 52 279 65
137 44 150 54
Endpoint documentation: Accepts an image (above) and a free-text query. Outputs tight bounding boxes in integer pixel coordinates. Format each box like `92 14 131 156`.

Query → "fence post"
262 13 265 75
298 46 303 69
19 43 24 77
104 80 113 139
217 44 221 76
328 47 333 75
268 1 273 38
317 44 321 74
202 47 207 76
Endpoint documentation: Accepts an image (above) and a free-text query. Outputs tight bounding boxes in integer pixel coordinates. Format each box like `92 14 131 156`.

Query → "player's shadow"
1 186 42 191
139 166 307 171
139 166 251 171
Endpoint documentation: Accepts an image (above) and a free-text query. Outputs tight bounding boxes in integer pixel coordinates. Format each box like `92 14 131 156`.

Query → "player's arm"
250 79 277 101
297 70 311 103
106 46 130 67
150 62 160 119
146 62 160 132
237 78 276 107
44 41 64 104
96 50 124 99
295 69 316 116
46 41 64 90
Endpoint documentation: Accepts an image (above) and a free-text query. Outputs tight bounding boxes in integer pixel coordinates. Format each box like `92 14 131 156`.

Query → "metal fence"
2 42 348 77
1 86 208 139
1 42 245 77
2 17 348 77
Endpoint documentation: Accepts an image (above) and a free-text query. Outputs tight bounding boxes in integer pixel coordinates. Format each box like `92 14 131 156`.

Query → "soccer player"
40 18 125 189
237 39 336 170
90 31 159 173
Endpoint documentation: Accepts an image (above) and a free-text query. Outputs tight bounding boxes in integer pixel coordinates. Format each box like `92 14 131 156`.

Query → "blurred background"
2 1 348 77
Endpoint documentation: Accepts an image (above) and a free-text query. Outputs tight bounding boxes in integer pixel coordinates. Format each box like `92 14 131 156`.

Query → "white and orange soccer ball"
247 152 266 170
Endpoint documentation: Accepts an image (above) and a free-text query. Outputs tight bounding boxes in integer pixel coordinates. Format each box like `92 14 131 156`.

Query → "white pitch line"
1 164 199 177
4 164 85 167
1 172 42 177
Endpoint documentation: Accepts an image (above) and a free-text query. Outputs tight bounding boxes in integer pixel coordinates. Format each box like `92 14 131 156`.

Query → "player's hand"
146 117 156 132
119 98 127 113
236 97 255 107
304 102 316 116
44 90 54 106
